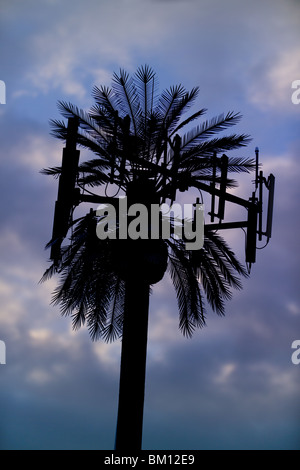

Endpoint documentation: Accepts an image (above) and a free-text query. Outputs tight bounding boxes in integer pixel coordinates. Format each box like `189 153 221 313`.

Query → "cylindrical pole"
115 278 150 451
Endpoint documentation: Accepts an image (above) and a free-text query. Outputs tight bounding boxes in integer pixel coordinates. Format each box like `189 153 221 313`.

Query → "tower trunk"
115 279 150 451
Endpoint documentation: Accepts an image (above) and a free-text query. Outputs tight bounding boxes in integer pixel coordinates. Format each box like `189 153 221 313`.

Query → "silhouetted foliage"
41 65 254 340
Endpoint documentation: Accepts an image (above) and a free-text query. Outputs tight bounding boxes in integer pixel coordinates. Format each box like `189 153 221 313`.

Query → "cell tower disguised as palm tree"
41 65 274 450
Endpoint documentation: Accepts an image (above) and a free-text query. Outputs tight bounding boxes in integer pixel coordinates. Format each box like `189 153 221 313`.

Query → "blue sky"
0 0 299 450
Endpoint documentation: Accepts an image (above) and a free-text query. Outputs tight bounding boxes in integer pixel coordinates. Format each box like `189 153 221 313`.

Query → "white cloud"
149 307 180 343
15 0 177 98
248 47 300 112
0 280 24 329
27 368 52 385
92 341 121 371
29 328 52 343
214 362 237 384
287 302 300 316
22 134 61 169
25 38 88 99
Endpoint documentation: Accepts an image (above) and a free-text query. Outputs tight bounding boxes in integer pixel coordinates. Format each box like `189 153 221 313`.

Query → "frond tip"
167 239 206 337
167 230 248 337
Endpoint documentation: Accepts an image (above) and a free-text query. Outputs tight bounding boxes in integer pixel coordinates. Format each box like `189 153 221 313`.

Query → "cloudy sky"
0 0 299 450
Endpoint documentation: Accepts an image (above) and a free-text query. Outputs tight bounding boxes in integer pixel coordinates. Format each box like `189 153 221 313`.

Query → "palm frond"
49 118 68 141
49 117 110 161
88 104 115 134
57 100 111 146
158 84 186 126
203 239 244 290
167 238 206 337
165 87 200 135
86 271 116 341
92 85 117 117
179 156 255 180
205 231 248 277
190 233 248 315
135 64 157 119
44 65 254 343
112 69 141 134
180 134 251 162
226 157 256 173
181 112 243 151
78 157 111 171
78 171 110 188
42 212 117 340
40 165 62 178
39 262 58 283
71 298 87 331
170 108 207 137
101 277 126 342
196 251 228 315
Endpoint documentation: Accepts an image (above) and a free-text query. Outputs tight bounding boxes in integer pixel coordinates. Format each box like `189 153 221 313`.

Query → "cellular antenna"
255 147 259 189
246 194 258 265
218 154 228 221
50 117 80 264
209 153 217 222
170 134 181 204
266 174 275 239
258 170 263 241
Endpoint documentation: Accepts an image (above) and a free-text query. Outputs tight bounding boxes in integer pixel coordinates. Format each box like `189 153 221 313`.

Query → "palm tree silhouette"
41 65 255 450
